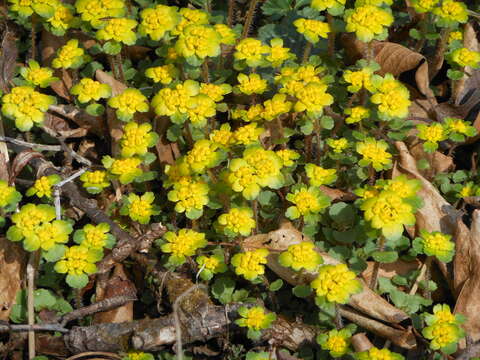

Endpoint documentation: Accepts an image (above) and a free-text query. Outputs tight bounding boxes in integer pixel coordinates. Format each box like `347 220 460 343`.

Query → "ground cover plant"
0 0 480 359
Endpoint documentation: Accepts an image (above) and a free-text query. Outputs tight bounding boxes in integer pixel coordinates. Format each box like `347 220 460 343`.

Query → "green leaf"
419 280 438 292
329 202 356 226
320 116 334 130
378 277 396 294
372 251 398 263
261 0 293 17
269 279 283 292
10 290 27 323
66 274 89 289
452 170 468 183
258 190 277 206
300 118 314 135
103 41 122 55
86 103 105 116
292 285 312 298
409 28 421 40
211 276 235 304
447 69 464 80
43 244 66 262
34 289 57 310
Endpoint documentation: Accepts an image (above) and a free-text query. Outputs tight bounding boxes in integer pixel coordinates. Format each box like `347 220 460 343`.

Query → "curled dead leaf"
0 238 24 321
454 217 472 297
351 333 373 352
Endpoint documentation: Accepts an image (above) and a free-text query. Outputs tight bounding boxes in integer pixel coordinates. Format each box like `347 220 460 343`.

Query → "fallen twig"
0 136 61 152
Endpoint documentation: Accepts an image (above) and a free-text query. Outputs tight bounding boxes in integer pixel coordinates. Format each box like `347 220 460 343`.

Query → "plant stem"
429 28 451 80
314 118 322 164
227 0 236 27
241 0 260 39
116 52 125 83
252 199 259 234
369 236 385 290
327 13 335 58
27 251 40 359
334 303 343 329
202 59 210 83
302 42 312 64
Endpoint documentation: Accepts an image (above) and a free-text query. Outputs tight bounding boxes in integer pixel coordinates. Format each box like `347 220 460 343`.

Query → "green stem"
252 199 259 234
302 42 313 64
369 236 385 290
314 118 322 164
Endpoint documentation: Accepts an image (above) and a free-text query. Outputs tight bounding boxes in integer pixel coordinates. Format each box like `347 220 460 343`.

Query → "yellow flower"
428 304 457 325
294 81 333 114
345 106 370 124
411 0 438 13
244 147 284 189
293 18 330 44
55 245 102 288
416 123 448 152
444 117 477 137
80 170 110 194
235 306 276 333
380 175 421 200
52 39 88 69
121 192 159 224
172 7 209 36
9 0 35 17
124 351 154 360
176 24 221 60
262 94 292 121
317 328 352 358
266 38 295 67
151 80 199 120
361 190 416 240
138 4 180 41
279 241 323 271
26 174 60 198
217 207 256 236
276 149 300 167
104 156 143 184
161 229 207 265
344 5 393 42
415 230 454 262
167 179 209 219
47 4 77 34
75 0 125 28
24 220 72 251
214 24 238 45
236 73 268 95
451 48 480 68
75 223 115 250
423 322 464 351
355 347 404 360
20 60 57 88
286 185 331 223
311 0 346 15
343 68 376 93
200 83 232 102
231 248 269 280
311 264 362 304
227 159 261 200
70 78 111 103
305 164 337 187
108 88 149 121
210 123 234 148
234 38 270 68
7 204 56 243
145 64 179 85
458 182 477 198
183 139 223 174
0 181 21 209
244 104 265 122
327 138 349 153
448 30 463 44
433 0 468 27
356 138 392 171
120 122 158 158
96 18 137 45
370 75 411 120
234 123 265 146
196 254 227 280
187 94 217 128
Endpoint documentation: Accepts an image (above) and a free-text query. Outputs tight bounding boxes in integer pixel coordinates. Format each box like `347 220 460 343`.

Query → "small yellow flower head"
457 182 477 198
343 67 376 93
294 81 333 114
311 264 362 304
450 48 480 68
24 220 72 252
121 192 159 224
234 123 265 146
344 5 393 42
96 18 137 45
433 0 468 27
276 149 300 167
217 207 256 237
167 179 209 219
124 351 154 360
231 248 269 280
172 7 209 36
187 94 217 128
293 18 331 44
345 106 370 124
279 241 323 272
244 104 265 122
0 181 21 210
210 123 234 148
244 147 284 189
370 74 411 120
196 254 227 280
47 4 78 34
361 190 416 240
52 39 88 69
227 159 261 200
317 328 352 358
74 223 115 250
214 24 238 45
380 175 422 200
311 0 346 15
80 170 110 194
161 229 207 265
448 30 463 44
138 5 180 41
176 24 221 60
327 138 349 153
444 117 477 138
423 322 464 351
151 80 200 120
286 185 331 223
262 94 292 121
55 245 102 288
411 0 438 13
17 0 60 18
1 86 56 131
75 0 125 28
7 204 56 244
355 347 405 360
20 60 57 88
235 306 276 336
416 123 448 153
426 304 462 326
9 0 35 17
236 73 268 95
234 38 270 68
120 122 158 158
414 230 454 262
26 174 61 199
70 78 111 104
266 38 295 67
145 64 179 85
276 65 325 96
200 83 232 102
108 89 149 122
305 164 337 187
183 139 223 174
356 138 392 171
103 156 143 184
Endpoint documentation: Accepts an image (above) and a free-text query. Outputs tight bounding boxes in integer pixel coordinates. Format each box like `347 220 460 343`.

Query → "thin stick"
27 251 39 359
241 0 260 39
0 323 69 333
334 303 343 329
327 14 335 58
0 136 61 151
369 236 385 290
302 42 312 63
227 0 235 27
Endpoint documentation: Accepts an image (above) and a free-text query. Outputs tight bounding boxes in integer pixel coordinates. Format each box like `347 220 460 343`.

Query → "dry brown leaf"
0 238 24 321
43 113 89 139
93 264 136 324
49 104 104 137
453 217 471 297
362 259 422 285
455 210 480 342
351 333 373 352
9 150 44 184
0 26 18 93
409 143 454 176
243 222 409 324
155 116 180 166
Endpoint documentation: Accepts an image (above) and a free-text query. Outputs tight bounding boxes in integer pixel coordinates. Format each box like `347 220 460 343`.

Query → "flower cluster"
80 170 110 194
422 304 465 352
108 89 149 121
160 229 207 266
235 306 276 340
26 175 61 199
74 223 115 250
344 5 393 42
355 347 404 360
232 248 269 281
311 264 362 304
413 230 455 262
120 122 159 158
217 207 256 237
317 328 352 358
120 192 160 224
278 241 323 272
